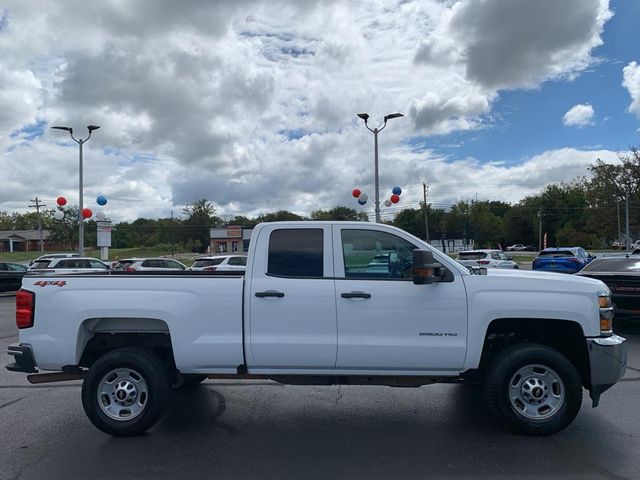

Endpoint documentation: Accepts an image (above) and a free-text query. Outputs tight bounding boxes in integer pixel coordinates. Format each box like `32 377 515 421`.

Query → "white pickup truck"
6 222 627 437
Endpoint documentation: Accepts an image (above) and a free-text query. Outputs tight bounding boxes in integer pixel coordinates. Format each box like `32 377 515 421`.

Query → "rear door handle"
255 290 285 298
341 291 371 299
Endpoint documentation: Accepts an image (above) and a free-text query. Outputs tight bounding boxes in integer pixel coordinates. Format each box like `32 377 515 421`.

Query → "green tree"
182 199 222 252
256 210 304 222
310 206 368 221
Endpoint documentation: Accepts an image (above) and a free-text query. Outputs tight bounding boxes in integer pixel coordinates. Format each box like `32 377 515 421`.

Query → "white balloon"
95 211 106 221
358 192 368 202
53 210 64 220
384 200 392 207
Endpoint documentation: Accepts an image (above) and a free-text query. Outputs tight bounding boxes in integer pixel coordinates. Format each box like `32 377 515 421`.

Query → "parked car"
0 262 28 292
577 256 640 320
28 257 110 273
456 249 519 269
189 255 247 272
532 247 594 274
505 244 535 251
28 253 79 266
113 257 187 271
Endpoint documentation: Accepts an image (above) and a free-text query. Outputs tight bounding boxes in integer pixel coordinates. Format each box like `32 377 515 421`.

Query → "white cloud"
0 0 616 221
563 103 595 127
622 61 640 118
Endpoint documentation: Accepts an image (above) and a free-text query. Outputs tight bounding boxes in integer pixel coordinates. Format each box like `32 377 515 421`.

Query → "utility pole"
537 210 543 251
170 210 175 258
625 191 630 249
29 197 46 252
422 182 430 243
617 199 622 249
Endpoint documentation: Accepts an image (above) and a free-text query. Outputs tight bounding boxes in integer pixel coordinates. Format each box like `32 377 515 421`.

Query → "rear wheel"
484 343 582 435
81 347 172 437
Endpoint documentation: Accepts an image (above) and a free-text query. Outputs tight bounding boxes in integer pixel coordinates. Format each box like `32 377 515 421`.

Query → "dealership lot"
1 296 639 480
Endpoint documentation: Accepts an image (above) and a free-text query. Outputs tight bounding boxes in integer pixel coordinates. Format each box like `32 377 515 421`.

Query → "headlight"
598 292 613 336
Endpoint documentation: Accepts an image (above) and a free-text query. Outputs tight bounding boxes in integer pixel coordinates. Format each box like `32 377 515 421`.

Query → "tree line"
1 147 638 251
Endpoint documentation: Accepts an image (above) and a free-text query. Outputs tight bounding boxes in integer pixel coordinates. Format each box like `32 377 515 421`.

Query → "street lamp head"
51 126 73 134
357 113 369 122
384 113 404 121
87 125 101 132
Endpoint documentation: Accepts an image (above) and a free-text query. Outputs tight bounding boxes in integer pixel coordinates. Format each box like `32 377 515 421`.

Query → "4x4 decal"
33 280 67 287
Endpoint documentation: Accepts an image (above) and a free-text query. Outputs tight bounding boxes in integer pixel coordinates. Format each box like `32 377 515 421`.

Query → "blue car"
532 247 595 274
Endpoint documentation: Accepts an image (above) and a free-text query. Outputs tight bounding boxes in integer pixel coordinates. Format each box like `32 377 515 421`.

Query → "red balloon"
56 196 67 206
82 208 93 219
390 194 400 204
352 188 361 198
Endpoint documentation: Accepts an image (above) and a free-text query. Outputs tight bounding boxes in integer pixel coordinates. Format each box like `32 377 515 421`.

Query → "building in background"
0 230 63 252
210 226 253 254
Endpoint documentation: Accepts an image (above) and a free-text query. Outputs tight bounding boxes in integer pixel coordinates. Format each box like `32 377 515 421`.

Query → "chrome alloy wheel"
508 364 565 421
97 368 149 421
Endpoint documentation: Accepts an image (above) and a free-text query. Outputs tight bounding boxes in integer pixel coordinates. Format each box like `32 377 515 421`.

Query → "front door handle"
341 291 372 299
255 290 285 298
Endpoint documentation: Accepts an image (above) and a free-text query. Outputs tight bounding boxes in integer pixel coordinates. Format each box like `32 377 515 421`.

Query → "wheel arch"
77 317 175 371
478 318 590 388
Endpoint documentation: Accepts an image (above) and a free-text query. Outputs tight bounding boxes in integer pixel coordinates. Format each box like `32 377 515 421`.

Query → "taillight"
478 260 490 265
567 257 581 264
16 290 35 329
125 267 136 271
204 266 217 271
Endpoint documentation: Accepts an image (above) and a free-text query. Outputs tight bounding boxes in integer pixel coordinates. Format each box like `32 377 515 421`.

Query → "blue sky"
429 0 639 165
0 0 638 221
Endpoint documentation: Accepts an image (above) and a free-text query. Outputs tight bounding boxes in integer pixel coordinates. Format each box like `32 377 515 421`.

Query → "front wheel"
484 343 583 435
81 347 173 437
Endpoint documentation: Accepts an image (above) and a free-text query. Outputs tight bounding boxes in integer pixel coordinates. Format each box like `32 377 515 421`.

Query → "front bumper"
587 334 627 407
5 343 38 374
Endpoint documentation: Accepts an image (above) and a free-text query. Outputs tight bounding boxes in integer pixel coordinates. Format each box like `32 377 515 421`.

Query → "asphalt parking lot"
1 295 639 480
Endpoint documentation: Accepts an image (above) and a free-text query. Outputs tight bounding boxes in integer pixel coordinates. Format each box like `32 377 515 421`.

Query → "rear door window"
164 260 185 270
268 229 323 278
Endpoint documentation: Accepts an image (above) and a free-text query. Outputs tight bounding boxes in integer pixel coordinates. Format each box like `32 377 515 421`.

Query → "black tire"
484 343 583 435
174 374 207 389
81 347 173 437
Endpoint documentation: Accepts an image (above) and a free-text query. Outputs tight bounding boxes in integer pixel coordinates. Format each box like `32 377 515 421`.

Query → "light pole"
357 112 403 223
51 124 100 256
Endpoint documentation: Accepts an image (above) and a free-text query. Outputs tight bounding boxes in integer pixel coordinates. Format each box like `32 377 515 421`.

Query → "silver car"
112 257 187 271
28 257 110 273
456 249 519 269
189 255 247 272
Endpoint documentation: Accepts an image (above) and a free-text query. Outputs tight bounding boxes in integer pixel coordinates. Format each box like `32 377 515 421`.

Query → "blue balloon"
96 195 107 206
358 198 367 205
392 186 402 195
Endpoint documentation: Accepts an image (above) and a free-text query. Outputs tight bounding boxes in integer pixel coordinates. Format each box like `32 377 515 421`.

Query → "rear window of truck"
192 258 225 268
458 252 486 260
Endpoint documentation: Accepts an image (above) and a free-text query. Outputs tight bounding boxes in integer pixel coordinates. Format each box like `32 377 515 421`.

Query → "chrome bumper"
587 334 627 407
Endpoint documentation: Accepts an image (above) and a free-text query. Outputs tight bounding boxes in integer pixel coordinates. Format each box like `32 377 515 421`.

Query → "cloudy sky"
1 0 639 222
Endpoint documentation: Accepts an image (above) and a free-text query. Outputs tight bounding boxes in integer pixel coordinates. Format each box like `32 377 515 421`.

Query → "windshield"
581 258 640 273
30 260 51 269
538 250 575 258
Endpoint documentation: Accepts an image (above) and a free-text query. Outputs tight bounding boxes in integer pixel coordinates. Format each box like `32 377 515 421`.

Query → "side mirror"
412 249 442 285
